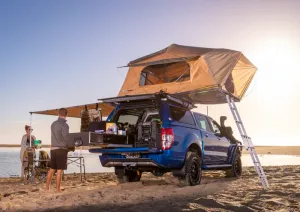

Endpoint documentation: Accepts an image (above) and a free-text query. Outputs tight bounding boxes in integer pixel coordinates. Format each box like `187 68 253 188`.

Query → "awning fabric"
119 44 257 104
31 102 114 118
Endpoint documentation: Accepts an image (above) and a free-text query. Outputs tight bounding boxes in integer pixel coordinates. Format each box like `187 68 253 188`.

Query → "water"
1 148 300 177
0 148 113 177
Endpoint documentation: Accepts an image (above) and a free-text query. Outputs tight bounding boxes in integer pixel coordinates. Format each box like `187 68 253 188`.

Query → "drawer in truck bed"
68 132 135 147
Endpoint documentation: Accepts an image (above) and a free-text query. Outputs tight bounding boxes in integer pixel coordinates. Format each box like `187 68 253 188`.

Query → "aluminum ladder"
226 95 269 190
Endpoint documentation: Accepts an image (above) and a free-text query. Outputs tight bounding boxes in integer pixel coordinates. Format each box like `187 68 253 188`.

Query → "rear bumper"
100 157 163 168
90 147 185 169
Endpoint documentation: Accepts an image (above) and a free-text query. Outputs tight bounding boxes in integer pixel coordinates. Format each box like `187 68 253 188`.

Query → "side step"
203 164 232 170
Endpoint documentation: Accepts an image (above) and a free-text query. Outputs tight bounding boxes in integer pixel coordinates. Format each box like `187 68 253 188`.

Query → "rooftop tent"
118 44 257 104
31 102 114 118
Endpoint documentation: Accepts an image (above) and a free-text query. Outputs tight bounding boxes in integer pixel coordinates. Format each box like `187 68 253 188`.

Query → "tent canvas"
118 44 256 104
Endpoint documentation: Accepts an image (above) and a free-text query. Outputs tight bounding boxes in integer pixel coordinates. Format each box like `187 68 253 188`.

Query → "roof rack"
98 90 195 109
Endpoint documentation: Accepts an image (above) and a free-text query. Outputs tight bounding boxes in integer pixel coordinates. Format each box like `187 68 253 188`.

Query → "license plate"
124 153 140 158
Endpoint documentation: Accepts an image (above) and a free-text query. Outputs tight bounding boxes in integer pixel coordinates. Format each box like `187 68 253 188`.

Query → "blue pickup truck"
89 93 242 186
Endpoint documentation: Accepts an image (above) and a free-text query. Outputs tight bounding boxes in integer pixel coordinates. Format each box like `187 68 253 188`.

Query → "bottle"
113 124 118 135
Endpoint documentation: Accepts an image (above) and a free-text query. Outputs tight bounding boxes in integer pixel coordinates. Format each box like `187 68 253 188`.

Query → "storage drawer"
68 132 134 147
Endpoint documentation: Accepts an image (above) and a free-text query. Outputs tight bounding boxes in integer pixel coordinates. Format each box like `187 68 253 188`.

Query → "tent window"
139 61 190 86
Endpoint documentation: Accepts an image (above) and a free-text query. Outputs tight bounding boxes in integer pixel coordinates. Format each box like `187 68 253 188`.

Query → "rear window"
117 114 139 125
145 114 160 122
170 106 195 125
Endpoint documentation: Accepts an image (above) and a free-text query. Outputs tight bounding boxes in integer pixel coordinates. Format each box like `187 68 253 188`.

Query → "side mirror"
220 116 227 128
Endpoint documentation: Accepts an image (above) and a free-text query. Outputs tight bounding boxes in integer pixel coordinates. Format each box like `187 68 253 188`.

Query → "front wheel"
179 151 202 186
226 154 242 177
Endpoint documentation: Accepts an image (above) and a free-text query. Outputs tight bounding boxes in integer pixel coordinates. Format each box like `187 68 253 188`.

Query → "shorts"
50 149 68 170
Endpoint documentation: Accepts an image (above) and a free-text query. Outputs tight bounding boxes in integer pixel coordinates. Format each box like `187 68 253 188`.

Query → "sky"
0 0 299 146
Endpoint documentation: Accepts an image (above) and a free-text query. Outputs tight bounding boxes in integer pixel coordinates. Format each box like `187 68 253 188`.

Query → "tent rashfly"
118 44 257 104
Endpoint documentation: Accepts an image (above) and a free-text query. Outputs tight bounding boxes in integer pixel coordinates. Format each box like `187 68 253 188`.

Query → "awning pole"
29 112 32 147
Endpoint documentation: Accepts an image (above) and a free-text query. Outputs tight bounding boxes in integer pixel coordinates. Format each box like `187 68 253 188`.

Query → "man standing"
46 108 69 192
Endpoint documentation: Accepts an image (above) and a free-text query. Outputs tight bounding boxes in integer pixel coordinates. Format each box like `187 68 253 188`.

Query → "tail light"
161 128 174 150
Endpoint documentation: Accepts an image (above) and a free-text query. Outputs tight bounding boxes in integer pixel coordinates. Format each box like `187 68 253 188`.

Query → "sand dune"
0 166 299 211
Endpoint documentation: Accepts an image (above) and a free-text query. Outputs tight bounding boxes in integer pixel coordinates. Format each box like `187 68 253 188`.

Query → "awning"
31 102 115 118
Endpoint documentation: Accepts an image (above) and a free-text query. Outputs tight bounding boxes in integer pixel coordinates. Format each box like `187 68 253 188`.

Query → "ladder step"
235 121 242 124
242 135 251 139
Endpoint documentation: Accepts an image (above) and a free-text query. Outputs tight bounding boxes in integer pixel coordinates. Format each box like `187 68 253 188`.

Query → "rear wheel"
226 154 242 177
179 151 202 186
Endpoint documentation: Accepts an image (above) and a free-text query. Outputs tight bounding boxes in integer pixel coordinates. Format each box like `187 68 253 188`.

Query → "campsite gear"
81 110 90 132
88 121 106 132
226 95 269 189
106 122 117 134
33 140 42 148
118 44 256 104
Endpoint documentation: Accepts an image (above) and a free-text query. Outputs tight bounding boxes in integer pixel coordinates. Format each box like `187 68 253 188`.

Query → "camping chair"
34 150 51 183
23 149 52 184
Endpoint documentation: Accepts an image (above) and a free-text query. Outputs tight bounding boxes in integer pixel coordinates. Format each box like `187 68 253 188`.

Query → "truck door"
194 114 219 165
207 118 231 163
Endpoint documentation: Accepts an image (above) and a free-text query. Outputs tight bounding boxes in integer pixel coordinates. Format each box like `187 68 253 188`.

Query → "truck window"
145 114 160 122
194 114 211 131
209 119 221 134
117 114 139 125
170 106 195 125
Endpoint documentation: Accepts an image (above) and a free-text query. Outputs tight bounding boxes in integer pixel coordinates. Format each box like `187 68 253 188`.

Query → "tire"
152 171 165 177
180 151 202 186
226 154 242 177
116 170 142 183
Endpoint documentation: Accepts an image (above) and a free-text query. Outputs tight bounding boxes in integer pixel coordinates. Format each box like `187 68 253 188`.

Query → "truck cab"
88 92 242 186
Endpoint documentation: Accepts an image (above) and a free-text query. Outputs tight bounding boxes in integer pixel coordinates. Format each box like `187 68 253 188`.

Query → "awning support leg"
226 95 269 190
29 112 32 148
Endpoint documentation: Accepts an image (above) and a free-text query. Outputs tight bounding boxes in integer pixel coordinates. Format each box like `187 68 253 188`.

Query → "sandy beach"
0 165 299 212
